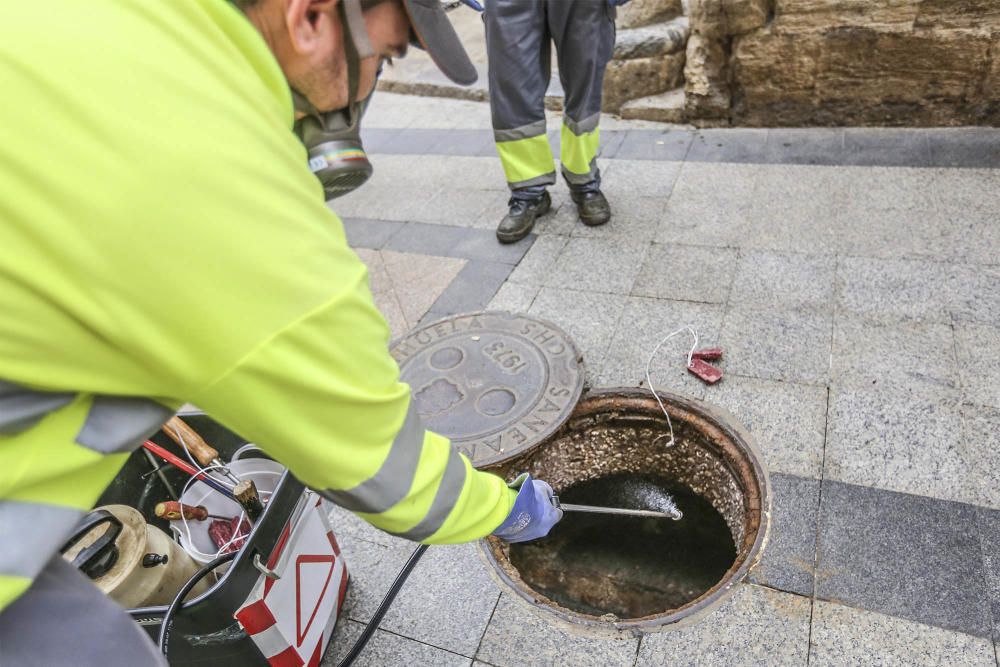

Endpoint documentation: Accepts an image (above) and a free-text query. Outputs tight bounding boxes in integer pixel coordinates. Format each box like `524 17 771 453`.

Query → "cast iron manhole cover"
391 312 585 468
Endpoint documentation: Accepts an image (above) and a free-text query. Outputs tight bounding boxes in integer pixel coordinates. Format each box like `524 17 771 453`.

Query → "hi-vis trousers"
484 0 616 198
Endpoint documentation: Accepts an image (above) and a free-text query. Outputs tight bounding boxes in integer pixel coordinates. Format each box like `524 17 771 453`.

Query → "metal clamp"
253 554 281 580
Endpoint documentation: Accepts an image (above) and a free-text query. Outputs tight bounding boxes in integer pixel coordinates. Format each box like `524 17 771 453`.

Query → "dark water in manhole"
509 474 737 619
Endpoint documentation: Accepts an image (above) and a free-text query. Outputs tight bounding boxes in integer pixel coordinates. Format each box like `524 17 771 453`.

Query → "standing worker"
0 1 561 664
480 0 624 243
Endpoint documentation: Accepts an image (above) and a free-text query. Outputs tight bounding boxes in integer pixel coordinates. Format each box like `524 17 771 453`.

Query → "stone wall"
686 0 1000 126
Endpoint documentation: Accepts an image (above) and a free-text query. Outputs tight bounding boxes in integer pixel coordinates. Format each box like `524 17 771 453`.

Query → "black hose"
337 544 429 667
158 551 238 656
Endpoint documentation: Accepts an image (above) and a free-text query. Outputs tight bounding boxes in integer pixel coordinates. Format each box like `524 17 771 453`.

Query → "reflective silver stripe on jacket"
322 401 425 514
0 381 74 435
75 396 174 455
0 500 84 580
389 446 468 542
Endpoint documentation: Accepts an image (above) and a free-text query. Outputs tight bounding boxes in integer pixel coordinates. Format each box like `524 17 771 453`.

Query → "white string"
644 326 699 449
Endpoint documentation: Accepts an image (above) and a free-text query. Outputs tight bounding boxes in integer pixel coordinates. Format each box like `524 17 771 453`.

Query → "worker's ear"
285 0 341 55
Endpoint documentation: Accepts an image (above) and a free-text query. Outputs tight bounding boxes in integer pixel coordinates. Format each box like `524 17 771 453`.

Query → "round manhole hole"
480 388 770 634
391 312 585 468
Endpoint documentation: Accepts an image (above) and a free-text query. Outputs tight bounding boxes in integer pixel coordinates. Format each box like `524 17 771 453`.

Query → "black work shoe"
572 190 611 226
496 191 552 244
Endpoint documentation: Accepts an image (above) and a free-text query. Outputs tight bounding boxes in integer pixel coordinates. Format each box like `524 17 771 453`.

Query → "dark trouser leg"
0 555 167 666
485 0 556 199
548 0 616 194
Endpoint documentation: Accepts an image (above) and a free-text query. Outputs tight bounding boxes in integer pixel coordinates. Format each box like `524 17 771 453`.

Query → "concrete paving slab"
355 248 408 338
977 506 1000 643
808 600 996 667
836 255 952 324
831 317 959 394
381 250 467 330
506 235 569 286
404 189 507 229
325 620 473 666
954 323 1000 409
824 385 972 504
743 198 841 256
570 196 669 242
946 264 1000 328
476 594 639 667
730 250 837 312
543 237 649 295
831 205 958 262
657 198 752 248
706 376 827 479
922 167 1000 213
597 296 724 397
449 229 535 265
834 165 946 212
634 584 811 667
670 161 758 205
719 307 833 385
527 287 627 382
377 543 501 658
815 480 992 638
751 163 849 205
487 282 540 313
959 404 1000 511
746 473 819 596
600 159 684 198
633 243 737 304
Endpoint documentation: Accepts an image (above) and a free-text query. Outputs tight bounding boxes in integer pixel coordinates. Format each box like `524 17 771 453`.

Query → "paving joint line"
470 593 502 665
805 380 834 665
373 624 480 661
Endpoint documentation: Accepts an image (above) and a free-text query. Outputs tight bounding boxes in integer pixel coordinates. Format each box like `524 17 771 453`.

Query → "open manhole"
481 388 770 634
393 314 769 634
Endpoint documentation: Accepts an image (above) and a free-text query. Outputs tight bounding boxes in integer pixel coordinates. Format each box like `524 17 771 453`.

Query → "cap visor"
403 0 478 86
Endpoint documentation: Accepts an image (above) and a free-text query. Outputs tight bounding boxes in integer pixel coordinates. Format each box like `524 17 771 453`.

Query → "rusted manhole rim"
479 387 771 635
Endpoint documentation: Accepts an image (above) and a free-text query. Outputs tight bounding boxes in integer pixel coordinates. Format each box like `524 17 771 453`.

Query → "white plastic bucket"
172 457 285 564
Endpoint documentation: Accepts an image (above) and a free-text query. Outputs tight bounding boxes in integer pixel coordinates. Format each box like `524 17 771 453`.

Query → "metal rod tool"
554 499 683 521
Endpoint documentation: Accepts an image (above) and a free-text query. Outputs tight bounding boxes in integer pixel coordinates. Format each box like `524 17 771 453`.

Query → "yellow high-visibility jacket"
0 0 515 612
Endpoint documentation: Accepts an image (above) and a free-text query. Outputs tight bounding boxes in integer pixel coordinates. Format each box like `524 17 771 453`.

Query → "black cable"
158 551 238 656
337 544 429 667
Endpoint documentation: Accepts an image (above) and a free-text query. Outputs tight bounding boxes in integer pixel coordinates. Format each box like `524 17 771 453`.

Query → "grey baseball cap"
402 0 478 85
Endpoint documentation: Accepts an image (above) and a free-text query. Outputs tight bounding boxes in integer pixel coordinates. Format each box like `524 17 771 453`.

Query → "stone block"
603 54 686 112
684 33 731 118
688 0 727 38
773 0 921 32
616 0 684 29
725 0 772 34
731 29 822 125
914 0 1000 30
816 28 992 104
614 17 690 59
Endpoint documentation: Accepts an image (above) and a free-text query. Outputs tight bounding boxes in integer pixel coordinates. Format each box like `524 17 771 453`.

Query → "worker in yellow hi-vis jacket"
477 0 621 243
0 1 560 663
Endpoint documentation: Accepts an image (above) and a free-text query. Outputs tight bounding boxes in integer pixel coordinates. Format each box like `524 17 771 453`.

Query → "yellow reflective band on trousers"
560 123 601 178
496 133 555 185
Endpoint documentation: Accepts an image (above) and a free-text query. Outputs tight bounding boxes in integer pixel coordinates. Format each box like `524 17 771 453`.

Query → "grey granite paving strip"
815 479 993 639
632 243 738 304
426 260 514 316
341 217 407 249
364 127 1000 168
747 473 820 596
977 507 1000 644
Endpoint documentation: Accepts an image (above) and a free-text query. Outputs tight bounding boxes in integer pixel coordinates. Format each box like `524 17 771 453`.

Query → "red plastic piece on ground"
692 347 724 361
688 358 723 384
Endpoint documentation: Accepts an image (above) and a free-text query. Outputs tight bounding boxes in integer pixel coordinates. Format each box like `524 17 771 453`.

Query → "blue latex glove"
459 0 484 11
608 0 631 5
492 474 563 543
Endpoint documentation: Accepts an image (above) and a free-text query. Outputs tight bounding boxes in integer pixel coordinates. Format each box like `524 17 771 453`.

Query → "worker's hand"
492 473 563 543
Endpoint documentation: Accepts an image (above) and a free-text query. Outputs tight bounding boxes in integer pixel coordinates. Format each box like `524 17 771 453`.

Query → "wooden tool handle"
155 501 209 521
233 480 264 521
162 416 219 468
